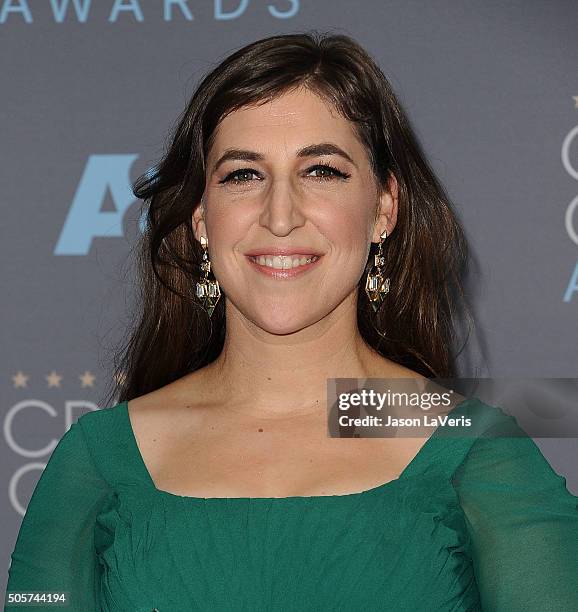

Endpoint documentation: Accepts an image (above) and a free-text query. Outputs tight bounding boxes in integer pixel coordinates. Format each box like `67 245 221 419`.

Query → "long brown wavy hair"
103 30 479 407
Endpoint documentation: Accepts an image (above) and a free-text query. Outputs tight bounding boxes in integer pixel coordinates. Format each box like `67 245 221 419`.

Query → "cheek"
342 204 375 267
318 206 372 255
204 205 247 258
198 201 253 287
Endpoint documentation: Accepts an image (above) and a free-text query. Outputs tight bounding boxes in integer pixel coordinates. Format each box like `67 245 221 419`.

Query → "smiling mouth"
247 254 320 270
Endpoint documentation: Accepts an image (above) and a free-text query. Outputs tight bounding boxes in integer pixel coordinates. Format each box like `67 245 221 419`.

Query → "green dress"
5 397 578 611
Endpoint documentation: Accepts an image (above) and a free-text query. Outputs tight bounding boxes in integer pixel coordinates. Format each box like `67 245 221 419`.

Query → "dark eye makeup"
218 163 351 185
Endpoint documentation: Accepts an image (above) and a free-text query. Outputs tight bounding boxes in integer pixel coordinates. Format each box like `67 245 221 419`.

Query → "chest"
145 414 429 498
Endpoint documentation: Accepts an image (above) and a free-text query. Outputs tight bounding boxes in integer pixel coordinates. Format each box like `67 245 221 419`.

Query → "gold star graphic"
79 370 96 388
46 371 63 388
12 371 30 388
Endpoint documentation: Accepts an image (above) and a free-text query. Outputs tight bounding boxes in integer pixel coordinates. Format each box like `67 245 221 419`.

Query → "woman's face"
193 86 398 334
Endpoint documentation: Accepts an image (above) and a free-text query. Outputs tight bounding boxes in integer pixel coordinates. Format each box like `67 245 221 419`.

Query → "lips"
246 253 322 277
245 247 323 257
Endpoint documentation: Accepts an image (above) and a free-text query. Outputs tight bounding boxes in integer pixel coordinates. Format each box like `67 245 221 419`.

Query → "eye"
217 163 351 185
218 168 262 184
306 164 351 181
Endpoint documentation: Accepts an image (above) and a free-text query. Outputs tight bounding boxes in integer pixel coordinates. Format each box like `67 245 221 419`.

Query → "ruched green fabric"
5 397 578 611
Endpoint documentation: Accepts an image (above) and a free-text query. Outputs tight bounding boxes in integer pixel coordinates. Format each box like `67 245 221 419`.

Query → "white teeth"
250 255 319 269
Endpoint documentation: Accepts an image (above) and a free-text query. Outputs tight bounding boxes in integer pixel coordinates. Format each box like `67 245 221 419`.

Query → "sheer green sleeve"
453 411 578 611
5 419 112 611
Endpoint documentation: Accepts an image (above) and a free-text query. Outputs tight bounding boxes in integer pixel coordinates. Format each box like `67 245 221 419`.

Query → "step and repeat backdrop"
2 0 577 593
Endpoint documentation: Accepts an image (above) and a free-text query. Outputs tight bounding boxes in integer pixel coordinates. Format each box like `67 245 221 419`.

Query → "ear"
372 171 399 243
192 199 208 243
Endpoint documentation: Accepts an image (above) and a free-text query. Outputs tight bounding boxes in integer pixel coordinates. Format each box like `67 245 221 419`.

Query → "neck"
200 292 390 419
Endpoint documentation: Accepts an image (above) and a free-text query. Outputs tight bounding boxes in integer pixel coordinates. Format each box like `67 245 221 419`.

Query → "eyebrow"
211 142 356 173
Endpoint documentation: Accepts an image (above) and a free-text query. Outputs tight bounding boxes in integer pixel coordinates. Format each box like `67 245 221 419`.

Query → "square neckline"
121 396 477 502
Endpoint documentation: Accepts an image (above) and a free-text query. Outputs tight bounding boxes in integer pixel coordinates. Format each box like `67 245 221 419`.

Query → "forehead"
208 87 364 157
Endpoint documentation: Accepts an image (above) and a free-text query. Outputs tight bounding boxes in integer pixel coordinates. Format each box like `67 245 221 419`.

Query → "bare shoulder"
366 356 467 410
126 367 216 445
363 351 426 379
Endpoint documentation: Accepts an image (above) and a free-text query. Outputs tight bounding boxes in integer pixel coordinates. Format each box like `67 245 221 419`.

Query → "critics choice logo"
563 114 578 302
4 371 125 516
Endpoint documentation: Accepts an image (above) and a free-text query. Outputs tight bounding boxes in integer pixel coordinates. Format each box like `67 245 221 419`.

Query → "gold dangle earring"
195 236 221 317
365 229 390 312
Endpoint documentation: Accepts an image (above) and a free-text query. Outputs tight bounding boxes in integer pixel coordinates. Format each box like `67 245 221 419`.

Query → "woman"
6 31 578 611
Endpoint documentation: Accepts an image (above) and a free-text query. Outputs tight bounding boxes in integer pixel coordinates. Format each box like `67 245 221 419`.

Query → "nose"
258 178 307 236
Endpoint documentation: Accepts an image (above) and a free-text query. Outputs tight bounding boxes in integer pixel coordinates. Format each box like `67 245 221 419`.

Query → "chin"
250 308 321 336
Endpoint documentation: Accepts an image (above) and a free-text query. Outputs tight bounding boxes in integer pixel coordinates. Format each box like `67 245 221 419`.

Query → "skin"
127 86 458 497
189 85 401 418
